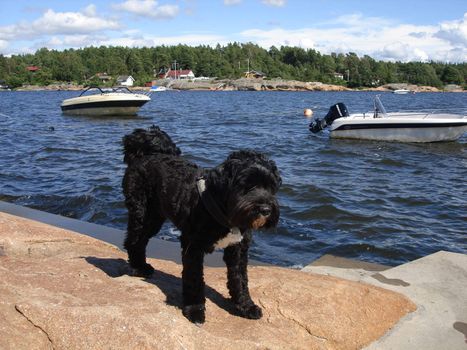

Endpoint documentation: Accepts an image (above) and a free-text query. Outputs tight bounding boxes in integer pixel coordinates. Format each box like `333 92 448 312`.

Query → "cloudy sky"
1 0 466 62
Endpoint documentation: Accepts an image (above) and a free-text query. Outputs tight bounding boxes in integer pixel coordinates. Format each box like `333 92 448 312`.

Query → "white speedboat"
393 89 411 94
310 96 467 142
150 85 167 92
61 86 151 116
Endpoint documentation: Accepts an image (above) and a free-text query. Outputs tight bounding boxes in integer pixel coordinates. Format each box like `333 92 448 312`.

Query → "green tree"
441 66 463 84
1 43 464 89
344 52 361 87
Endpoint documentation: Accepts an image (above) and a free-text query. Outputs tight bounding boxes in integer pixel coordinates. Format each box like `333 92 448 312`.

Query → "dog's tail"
123 125 181 164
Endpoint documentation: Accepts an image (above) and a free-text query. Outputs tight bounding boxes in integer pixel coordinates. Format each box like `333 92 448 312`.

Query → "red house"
158 69 195 80
26 66 40 72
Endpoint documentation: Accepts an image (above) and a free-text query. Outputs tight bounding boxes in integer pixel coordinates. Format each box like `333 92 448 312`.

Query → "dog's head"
212 150 281 231
123 125 181 164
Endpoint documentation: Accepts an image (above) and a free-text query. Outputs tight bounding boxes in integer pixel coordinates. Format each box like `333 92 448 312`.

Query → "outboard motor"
309 102 349 133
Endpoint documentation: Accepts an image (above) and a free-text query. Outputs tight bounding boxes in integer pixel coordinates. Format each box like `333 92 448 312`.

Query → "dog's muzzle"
250 204 273 229
258 205 272 217
251 216 268 229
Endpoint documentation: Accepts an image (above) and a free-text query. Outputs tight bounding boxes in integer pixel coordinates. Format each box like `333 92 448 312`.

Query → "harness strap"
196 177 231 228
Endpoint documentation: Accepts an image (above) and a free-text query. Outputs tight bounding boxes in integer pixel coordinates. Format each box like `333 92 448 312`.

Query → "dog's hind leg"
181 240 206 324
124 202 165 277
223 232 262 319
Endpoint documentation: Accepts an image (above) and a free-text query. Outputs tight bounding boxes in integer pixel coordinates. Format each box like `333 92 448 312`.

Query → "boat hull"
61 92 150 116
311 96 467 142
331 126 467 142
61 105 144 116
393 89 411 95
330 118 467 142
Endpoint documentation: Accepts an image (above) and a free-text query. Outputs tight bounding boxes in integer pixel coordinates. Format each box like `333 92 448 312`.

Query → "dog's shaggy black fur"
122 126 281 323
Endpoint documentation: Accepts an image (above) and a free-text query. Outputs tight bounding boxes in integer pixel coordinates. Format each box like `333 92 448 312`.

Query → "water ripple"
0 90 466 267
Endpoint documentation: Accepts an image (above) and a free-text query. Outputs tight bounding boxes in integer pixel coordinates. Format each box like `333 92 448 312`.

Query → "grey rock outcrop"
157 78 351 92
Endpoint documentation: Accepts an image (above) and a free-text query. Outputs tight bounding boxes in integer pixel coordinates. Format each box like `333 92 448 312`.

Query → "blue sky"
1 0 466 62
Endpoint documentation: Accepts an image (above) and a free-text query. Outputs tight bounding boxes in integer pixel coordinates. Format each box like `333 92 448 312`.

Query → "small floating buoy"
304 108 313 117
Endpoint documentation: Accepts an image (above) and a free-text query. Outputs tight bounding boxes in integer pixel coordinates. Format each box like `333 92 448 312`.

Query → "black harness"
196 176 231 229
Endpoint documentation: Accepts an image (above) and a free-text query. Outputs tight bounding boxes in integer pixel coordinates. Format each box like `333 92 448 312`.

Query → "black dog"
122 126 281 324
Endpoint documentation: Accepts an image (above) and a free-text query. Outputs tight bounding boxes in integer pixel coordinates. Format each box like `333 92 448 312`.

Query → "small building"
244 70 265 79
159 69 195 80
116 75 135 87
26 66 40 72
92 73 113 83
333 72 344 80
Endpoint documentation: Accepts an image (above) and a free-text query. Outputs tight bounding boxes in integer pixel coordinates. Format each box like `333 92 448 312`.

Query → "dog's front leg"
223 233 262 319
181 242 206 324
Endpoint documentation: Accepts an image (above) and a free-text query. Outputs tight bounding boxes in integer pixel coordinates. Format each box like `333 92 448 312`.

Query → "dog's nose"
259 205 271 217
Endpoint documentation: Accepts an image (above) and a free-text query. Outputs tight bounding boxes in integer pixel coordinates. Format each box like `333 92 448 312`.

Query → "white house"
333 72 344 80
116 75 135 87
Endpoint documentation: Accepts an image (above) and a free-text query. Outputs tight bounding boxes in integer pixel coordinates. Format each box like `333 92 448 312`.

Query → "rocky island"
13 79 465 93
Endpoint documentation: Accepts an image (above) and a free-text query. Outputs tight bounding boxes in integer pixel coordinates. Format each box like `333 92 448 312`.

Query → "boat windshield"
79 86 133 97
373 95 388 118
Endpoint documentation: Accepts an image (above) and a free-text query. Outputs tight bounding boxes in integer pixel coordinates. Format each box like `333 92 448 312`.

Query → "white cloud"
35 30 228 50
83 4 97 17
261 0 286 7
239 13 467 62
440 47 467 63
0 39 8 51
328 13 392 33
0 5 120 54
377 42 429 62
113 0 179 19
0 8 119 41
0 5 465 64
48 34 107 48
100 33 227 48
434 13 467 46
36 9 120 34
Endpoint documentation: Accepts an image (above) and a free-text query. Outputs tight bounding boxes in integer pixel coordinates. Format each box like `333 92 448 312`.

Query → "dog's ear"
220 150 258 184
122 126 181 163
223 150 282 193
267 160 282 192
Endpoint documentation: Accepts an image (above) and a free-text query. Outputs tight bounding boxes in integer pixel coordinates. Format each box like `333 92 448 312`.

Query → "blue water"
0 90 466 267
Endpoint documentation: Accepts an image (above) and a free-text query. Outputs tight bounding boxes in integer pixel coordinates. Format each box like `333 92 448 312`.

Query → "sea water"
0 90 466 267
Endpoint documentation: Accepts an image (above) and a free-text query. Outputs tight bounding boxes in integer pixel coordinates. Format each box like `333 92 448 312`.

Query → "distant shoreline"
10 79 465 93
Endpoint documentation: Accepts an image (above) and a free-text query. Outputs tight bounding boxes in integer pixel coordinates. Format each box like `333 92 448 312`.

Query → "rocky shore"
0 211 416 349
164 79 462 92
13 79 465 92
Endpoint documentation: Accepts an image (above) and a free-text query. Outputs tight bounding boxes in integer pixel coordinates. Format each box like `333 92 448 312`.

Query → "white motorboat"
393 89 411 94
61 86 151 116
150 85 168 92
310 96 467 142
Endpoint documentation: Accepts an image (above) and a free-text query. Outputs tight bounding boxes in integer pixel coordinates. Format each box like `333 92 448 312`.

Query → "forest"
0 42 465 89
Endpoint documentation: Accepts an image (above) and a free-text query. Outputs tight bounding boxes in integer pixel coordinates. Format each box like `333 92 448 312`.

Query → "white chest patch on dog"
214 227 242 249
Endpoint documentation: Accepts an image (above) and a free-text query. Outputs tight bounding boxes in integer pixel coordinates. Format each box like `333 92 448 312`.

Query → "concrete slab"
303 254 390 282
303 251 467 349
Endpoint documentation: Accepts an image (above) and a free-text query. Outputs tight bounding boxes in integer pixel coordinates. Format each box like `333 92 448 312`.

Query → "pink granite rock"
0 212 416 349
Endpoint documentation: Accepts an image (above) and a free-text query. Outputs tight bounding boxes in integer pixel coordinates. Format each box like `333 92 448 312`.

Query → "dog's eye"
246 186 257 193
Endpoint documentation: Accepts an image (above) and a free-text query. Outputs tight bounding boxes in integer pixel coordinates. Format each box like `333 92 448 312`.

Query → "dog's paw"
129 263 155 278
182 304 206 324
237 303 263 319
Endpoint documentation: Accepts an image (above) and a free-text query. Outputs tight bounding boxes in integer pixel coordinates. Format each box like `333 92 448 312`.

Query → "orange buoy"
304 108 313 117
